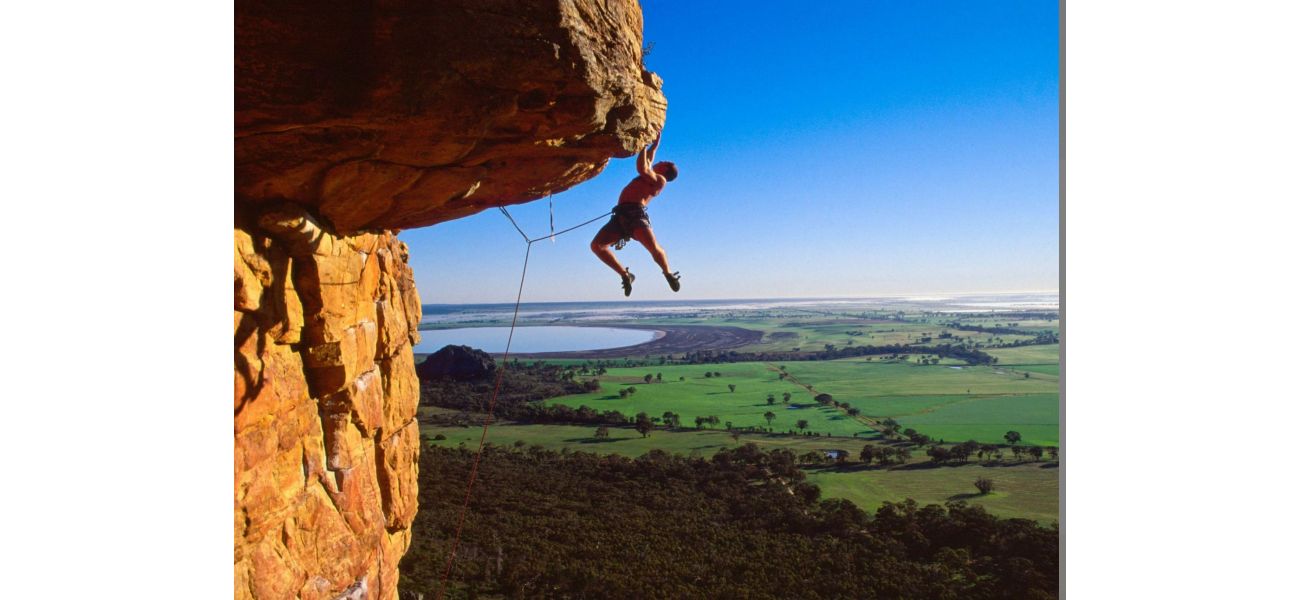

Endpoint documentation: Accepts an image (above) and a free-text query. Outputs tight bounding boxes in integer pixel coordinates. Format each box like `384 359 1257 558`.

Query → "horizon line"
420 289 1061 306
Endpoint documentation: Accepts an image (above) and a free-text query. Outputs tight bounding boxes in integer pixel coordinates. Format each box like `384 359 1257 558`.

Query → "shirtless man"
590 131 680 296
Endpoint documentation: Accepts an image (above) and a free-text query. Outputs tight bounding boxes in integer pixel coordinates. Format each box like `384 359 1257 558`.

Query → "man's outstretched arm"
637 130 663 180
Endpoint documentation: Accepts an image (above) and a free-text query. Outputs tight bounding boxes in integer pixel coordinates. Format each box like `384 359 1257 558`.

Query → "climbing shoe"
664 271 681 292
621 270 635 297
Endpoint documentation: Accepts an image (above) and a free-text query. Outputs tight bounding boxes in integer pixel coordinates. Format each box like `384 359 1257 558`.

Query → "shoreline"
412 323 761 359
508 324 762 359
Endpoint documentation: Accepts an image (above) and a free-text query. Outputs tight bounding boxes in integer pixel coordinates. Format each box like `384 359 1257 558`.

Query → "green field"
547 362 877 437
420 420 1059 523
540 358 1060 445
728 318 1043 354
423 421 872 457
896 394 1059 446
780 360 1060 445
806 464 1059 523
986 344 1060 365
1014 364 1060 376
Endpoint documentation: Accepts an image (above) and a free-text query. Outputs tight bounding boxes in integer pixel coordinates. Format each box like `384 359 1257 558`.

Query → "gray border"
1058 0 1067 595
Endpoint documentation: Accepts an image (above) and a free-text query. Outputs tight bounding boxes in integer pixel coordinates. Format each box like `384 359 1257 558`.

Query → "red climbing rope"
436 243 530 599
435 204 612 599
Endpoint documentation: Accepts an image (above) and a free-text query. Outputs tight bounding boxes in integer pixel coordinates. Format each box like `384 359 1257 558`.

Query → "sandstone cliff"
234 1 666 598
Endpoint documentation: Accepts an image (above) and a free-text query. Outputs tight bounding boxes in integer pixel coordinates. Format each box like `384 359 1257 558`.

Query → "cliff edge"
234 2 665 598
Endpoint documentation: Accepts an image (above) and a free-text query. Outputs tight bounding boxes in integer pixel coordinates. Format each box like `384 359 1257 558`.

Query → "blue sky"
402 0 1059 303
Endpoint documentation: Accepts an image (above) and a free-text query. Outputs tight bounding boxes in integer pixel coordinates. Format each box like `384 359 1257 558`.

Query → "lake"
413 326 659 354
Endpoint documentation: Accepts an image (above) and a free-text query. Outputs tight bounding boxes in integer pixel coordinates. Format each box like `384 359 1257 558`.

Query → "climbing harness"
436 202 613 599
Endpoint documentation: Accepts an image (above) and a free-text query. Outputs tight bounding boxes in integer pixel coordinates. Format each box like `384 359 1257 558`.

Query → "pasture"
778 359 1060 445
542 356 1061 445
806 462 1059 523
986 343 1060 365
728 318 1043 354
548 362 875 437
418 420 1059 522
421 421 872 457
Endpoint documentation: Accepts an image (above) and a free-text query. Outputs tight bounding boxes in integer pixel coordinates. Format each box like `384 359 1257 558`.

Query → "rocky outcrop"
235 1 665 599
234 209 422 600
416 345 497 382
236 0 667 234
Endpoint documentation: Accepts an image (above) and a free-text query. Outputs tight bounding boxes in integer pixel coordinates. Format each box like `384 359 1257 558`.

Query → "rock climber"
589 128 681 296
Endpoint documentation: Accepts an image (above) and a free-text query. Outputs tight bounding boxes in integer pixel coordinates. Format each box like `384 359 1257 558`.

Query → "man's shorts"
597 203 651 248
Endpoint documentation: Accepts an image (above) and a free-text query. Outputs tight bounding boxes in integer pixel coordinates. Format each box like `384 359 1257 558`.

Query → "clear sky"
401 0 1059 304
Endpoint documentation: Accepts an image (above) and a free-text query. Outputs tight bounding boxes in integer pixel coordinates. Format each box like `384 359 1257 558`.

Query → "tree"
782 392 792 404
707 415 721 429
767 395 775 405
713 371 722 378
859 444 875 464
730 430 741 444
877 447 896 466
956 440 981 463
656 373 663 383
662 411 680 429
815 393 834 405
705 371 713 378
927 445 951 463
1047 446 1059 461
974 477 994 495
634 413 653 438
679 376 685 381
846 407 861 417
1028 446 1044 461
618 388 629 399
906 430 932 446
764 411 776 425
1004 430 1022 445
627 386 637 395
644 374 654 384
728 384 736 393
594 426 610 440
694 416 705 429
796 419 809 432
895 447 912 463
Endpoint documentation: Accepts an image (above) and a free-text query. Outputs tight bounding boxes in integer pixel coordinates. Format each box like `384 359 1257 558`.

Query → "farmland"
417 296 1060 522
546 362 875 437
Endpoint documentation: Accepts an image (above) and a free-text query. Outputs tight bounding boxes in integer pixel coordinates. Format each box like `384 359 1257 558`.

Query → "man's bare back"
618 175 665 206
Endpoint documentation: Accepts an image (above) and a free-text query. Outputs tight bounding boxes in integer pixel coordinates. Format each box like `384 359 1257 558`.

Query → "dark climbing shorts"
598 203 651 247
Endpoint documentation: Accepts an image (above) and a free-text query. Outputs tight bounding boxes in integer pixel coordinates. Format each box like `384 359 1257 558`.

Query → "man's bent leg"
631 227 672 274
590 232 628 276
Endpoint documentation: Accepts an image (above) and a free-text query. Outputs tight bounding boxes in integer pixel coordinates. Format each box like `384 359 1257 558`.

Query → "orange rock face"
235 1 665 598
234 211 422 600
236 0 668 234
